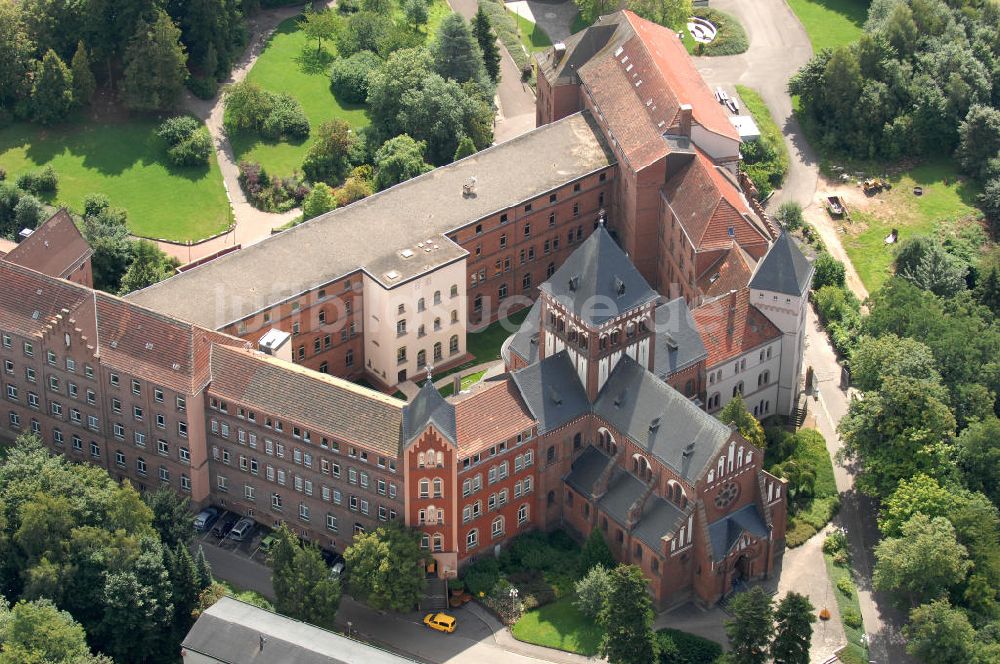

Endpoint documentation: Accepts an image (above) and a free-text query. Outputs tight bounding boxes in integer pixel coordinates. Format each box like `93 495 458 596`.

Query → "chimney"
678 104 693 137
553 42 566 64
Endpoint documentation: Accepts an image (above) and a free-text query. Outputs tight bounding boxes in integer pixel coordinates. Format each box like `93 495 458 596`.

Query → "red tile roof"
0 260 92 338
698 243 757 300
664 151 769 252
624 12 739 143
692 288 781 367
4 209 92 279
453 379 536 453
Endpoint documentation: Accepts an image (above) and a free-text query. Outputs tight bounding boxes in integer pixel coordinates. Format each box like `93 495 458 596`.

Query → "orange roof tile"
692 289 781 367
4 209 92 279
453 379 536 453
698 243 756 300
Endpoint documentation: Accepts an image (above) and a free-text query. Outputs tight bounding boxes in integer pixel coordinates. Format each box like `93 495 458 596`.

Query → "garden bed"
822 534 870 664
684 8 748 56
735 85 788 200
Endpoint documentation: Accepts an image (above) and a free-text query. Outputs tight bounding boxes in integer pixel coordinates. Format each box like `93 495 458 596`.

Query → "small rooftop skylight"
384 270 400 281
399 249 415 259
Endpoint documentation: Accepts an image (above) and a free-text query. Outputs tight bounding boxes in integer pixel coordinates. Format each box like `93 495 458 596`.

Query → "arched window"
434 317 441 331
709 372 715 385
417 350 426 368
733 381 744 397
433 291 441 305
449 335 459 354
433 342 442 361
451 310 458 323
573 432 582 450
450 285 458 298
433 478 443 497
417 298 425 312
466 529 478 550
417 452 425 467
737 447 745 467
633 543 642 560
418 509 426 524
547 490 555 506
491 516 504 538
419 479 429 497
546 446 555 463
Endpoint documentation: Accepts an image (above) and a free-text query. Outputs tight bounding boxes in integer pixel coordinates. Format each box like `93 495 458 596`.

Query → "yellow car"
422 612 457 633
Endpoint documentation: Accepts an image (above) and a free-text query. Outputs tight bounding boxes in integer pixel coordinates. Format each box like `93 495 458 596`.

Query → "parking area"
194 507 275 563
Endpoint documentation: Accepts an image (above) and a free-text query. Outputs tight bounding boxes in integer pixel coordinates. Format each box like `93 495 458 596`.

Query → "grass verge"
0 119 231 242
509 10 552 53
438 369 487 397
839 160 981 292
480 0 532 72
511 595 601 655
735 84 789 198
785 0 867 52
822 551 870 664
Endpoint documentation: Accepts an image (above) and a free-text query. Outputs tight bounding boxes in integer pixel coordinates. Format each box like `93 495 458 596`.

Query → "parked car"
422 612 456 634
192 507 219 532
329 560 345 578
258 532 278 554
228 517 256 542
211 513 239 538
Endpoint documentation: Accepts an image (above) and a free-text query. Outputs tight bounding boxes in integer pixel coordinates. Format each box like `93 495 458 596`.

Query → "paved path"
196 540 602 663
803 305 913 664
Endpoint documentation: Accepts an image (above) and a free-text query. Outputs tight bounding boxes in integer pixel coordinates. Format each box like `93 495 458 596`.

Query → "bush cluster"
691 9 748 56
329 50 383 104
223 81 310 141
15 166 59 195
836 576 855 598
657 628 724 664
478 0 530 73
237 161 310 212
157 116 213 167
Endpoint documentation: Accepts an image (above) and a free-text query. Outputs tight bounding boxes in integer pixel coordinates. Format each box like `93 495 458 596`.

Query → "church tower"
536 223 660 401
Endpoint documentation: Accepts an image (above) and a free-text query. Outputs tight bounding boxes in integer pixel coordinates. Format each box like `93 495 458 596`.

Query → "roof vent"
463 176 477 197
682 442 696 458
709 272 720 284
384 270 400 282
614 388 627 408
613 46 623 57
145 342 154 350
109 340 118 349
553 42 567 63
614 277 626 296
31 310 39 320
649 417 661 432
547 386 563 406
568 276 580 292
399 249 415 259
172 362 181 370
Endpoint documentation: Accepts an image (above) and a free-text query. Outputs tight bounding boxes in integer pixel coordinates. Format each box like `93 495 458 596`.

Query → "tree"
838 375 956 498
848 334 940 392
300 8 339 55
775 201 803 230
194 545 213 590
812 252 845 290
981 178 1000 236
598 565 658 664
432 13 486 87
877 474 978 539
404 0 429 30
453 135 476 161
627 0 692 30
83 205 133 292
344 522 426 612
329 50 382 104
472 6 501 83
336 175 374 206
718 394 766 449
303 182 337 220
957 105 1000 181
725 587 774 664
904 599 979 664
12 194 44 232
574 0 617 25
397 73 493 164
166 543 201 636
374 134 433 190
367 47 433 138
957 417 1000 506
974 265 1000 315
268 524 303 617
898 241 967 297
71 41 96 107
122 10 188 112
873 513 971 606
0 598 109 664
771 592 815 664
292 545 342 629
0 1 34 110
302 119 357 185
145 488 194 549
117 240 179 295
30 49 73 126
579 527 615 574
574 564 611 619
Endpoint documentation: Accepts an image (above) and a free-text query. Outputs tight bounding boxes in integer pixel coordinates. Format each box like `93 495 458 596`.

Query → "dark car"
211 513 239 538
320 549 344 567
192 506 220 532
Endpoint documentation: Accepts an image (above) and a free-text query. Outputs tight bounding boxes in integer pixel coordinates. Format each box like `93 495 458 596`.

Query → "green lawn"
511 595 602 656
0 119 231 242
438 369 487 397
467 307 530 363
509 10 552 53
823 552 870 664
233 17 370 178
842 160 981 293
786 0 868 52
766 429 839 547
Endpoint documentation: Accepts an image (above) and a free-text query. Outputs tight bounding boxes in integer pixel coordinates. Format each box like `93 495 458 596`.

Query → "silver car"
227 517 256 542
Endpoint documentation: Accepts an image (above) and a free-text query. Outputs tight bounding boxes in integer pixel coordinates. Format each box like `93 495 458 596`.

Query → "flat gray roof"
127 112 614 329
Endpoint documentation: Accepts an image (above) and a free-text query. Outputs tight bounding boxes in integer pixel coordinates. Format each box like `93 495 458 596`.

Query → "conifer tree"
71 41 96 107
472 6 501 83
33 49 74 125
453 135 476 161
598 565 659 664
771 592 815 664
122 10 188 112
194 545 213 590
169 543 202 635
432 13 486 86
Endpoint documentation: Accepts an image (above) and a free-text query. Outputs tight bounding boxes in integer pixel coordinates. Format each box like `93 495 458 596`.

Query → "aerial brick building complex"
0 10 812 607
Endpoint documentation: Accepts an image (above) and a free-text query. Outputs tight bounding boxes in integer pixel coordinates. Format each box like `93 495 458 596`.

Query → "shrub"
836 576 855 597
0 169 6 181
775 201 804 230
237 161 309 212
657 628 724 664
167 127 213 167
329 51 382 104
842 609 863 629
186 75 219 100
833 549 851 567
574 565 611 619
157 115 201 145
14 194 45 229
823 529 847 555
302 182 337 220
813 252 846 290
335 176 373 206
15 166 58 195
463 557 501 598
261 94 310 140
508 569 557 607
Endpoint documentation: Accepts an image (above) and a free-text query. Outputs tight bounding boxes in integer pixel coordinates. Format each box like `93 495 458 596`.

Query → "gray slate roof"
594 354 732 483
598 470 646 527
510 351 589 433
748 231 813 296
402 380 456 446
539 225 658 327
564 444 612 496
632 496 687 549
182 596 418 664
707 504 770 561
536 17 624 85
653 297 707 379
506 298 541 366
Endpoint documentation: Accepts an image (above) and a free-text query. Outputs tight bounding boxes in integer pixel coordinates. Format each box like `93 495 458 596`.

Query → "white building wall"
705 341 781 419
691 124 740 167
362 259 467 388
750 289 808 416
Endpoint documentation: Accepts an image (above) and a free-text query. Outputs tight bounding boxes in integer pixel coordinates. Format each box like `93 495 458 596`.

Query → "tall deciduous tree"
957 417 1000 506
725 586 774 664
71 41 97 107
471 6 501 83
771 592 815 664
303 182 337 220
122 10 188 112
904 599 979 664
0 1 35 109
404 0 429 30
300 8 340 55
574 564 611 619
627 0 692 30
83 204 132 293
32 49 74 125
718 394 766 449
302 119 357 186
873 513 971 606
146 488 194 550
344 523 426 612
374 134 433 191
117 240 179 296
0 598 110 664
598 565 658 664
848 334 941 393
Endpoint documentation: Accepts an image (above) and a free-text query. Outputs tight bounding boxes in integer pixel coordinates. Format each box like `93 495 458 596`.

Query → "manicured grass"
511 595 602 656
785 0 868 52
509 10 552 53
841 160 981 293
233 16 370 178
467 306 530 363
0 119 231 242
766 429 839 547
438 369 487 397
823 551 870 664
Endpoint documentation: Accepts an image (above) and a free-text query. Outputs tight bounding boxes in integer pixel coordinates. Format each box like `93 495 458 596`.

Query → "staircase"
420 578 449 611
790 394 808 428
